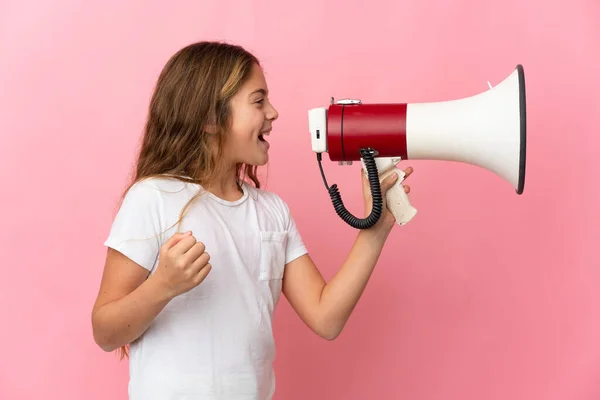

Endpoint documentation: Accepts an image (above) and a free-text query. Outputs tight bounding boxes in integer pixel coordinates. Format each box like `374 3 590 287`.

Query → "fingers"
161 231 192 251
170 234 198 255
190 251 211 274
362 166 414 196
184 241 208 266
381 173 412 195
193 262 212 285
380 171 399 193
401 166 413 193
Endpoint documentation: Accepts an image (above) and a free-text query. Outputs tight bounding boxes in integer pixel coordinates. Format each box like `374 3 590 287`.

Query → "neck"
203 166 243 201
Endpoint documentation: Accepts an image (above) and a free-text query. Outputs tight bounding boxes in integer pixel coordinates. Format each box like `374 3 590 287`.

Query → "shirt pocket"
258 231 288 281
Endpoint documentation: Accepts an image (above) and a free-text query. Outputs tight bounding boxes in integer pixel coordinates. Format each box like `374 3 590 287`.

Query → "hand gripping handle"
361 157 417 226
382 167 417 225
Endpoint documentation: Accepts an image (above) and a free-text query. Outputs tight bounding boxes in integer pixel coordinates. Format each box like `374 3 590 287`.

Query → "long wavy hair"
116 41 262 359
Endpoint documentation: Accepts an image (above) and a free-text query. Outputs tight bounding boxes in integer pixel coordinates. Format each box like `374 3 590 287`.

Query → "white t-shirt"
104 176 308 400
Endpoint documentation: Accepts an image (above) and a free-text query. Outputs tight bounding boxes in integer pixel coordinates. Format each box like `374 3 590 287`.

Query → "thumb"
163 230 193 250
380 171 399 195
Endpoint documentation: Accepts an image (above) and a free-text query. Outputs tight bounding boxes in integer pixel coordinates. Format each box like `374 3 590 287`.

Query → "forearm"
317 228 389 338
92 275 172 352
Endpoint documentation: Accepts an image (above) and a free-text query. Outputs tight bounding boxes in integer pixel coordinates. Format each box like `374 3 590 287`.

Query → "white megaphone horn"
308 64 527 229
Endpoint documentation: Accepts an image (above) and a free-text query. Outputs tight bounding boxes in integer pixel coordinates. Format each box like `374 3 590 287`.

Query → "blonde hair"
116 41 262 359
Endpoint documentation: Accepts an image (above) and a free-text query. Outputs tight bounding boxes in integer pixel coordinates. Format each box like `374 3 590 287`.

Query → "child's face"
225 63 279 167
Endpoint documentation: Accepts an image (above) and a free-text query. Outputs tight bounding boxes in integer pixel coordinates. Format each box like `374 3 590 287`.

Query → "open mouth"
259 130 270 142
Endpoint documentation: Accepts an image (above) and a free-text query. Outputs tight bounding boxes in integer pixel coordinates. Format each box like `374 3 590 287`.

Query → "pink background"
1 1 599 399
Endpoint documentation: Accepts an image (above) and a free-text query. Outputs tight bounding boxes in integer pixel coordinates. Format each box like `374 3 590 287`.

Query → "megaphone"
308 64 526 229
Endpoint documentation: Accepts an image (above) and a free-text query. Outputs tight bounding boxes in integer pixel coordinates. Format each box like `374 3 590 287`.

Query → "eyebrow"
249 88 268 97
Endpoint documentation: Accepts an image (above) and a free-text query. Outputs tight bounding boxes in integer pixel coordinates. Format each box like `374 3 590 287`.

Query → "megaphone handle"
362 165 418 226
385 167 418 225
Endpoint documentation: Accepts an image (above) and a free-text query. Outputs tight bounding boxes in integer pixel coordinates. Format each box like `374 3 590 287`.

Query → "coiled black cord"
317 148 383 229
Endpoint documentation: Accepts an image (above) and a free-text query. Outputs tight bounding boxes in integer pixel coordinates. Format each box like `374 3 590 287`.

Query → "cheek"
241 110 265 135
232 107 262 129
227 105 265 145
248 107 264 124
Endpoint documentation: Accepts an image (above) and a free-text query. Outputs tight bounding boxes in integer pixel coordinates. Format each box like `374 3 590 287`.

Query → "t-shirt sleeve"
282 200 308 265
103 180 165 272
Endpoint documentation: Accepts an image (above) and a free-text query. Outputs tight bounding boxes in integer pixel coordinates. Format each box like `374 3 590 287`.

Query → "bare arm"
282 229 388 340
282 167 412 340
91 249 171 352
91 232 211 352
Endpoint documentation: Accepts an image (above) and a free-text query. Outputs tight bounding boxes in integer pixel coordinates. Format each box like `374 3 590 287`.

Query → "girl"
91 41 413 400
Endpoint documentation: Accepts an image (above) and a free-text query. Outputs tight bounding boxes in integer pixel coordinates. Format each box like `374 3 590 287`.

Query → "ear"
203 116 219 134
203 123 218 134
201 109 220 134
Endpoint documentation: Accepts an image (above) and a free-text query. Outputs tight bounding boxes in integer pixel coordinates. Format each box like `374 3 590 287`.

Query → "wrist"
146 273 177 303
358 225 390 247
363 211 395 242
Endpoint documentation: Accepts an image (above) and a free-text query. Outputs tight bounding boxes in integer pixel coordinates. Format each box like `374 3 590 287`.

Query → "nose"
267 101 279 121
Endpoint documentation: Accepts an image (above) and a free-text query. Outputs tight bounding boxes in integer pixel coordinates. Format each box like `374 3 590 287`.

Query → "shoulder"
128 175 190 194
122 176 195 203
113 176 199 224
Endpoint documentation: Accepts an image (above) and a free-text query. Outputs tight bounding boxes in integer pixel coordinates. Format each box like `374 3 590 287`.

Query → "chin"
255 155 269 166
242 154 268 167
